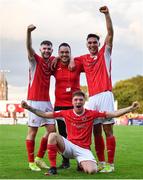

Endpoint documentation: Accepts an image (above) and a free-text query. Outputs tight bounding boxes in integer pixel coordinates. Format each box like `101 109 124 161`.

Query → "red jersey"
53 58 84 107
78 44 112 96
54 109 106 149
27 53 54 101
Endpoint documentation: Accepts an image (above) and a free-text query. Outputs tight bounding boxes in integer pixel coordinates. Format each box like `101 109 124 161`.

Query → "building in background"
0 71 8 100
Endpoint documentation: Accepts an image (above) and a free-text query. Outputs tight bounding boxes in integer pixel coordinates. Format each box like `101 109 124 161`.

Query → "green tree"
113 75 143 113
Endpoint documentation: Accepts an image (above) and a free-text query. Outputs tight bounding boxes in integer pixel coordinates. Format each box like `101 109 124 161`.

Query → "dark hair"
58 42 71 51
40 40 53 46
86 34 100 41
72 90 85 98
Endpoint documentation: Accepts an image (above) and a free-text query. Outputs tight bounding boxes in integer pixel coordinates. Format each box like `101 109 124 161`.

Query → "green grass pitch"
0 125 143 179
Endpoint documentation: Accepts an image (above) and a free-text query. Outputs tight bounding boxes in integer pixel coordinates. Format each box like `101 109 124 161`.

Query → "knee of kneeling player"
48 132 58 143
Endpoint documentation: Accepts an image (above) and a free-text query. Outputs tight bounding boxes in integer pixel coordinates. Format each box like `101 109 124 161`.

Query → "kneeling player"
21 91 139 175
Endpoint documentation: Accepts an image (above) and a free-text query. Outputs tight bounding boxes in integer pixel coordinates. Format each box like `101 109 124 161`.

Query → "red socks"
26 140 35 162
47 144 58 167
94 135 105 162
106 136 116 164
37 137 48 158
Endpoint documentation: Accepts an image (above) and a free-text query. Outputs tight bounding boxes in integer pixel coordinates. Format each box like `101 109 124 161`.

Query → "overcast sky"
0 0 143 102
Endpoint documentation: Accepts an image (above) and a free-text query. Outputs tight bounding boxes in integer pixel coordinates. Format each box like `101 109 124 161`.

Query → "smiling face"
58 45 71 65
40 44 53 60
86 37 99 56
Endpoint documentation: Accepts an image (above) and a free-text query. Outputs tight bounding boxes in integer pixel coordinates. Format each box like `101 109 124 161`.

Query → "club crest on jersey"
32 119 35 123
82 116 87 121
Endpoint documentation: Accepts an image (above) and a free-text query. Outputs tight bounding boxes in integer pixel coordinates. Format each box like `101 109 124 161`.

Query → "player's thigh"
27 126 38 140
61 137 76 159
93 123 102 136
103 123 114 136
75 146 96 165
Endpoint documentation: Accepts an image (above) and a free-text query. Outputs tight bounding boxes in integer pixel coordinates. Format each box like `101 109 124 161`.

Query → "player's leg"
26 126 41 171
57 119 70 169
35 124 56 169
35 101 56 169
46 132 65 175
75 145 97 174
86 94 106 169
100 123 115 173
93 123 106 170
80 161 97 174
98 91 115 173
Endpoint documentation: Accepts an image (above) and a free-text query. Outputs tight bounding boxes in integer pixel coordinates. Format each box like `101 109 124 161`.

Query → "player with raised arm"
77 6 117 172
21 91 139 175
25 24 56 171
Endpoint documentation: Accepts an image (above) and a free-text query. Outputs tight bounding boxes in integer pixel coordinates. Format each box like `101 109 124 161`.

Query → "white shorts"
85 91 115 125
62 137 96 164
28 100 55 127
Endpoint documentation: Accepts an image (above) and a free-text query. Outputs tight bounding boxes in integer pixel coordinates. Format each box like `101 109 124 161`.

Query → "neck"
73 108 84 116
61 61 69 66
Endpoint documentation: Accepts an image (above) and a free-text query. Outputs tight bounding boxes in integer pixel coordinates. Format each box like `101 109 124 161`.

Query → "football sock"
37 137 48 158
47 144 58 167
94 135 105 162
26 139 35 162
106 136 116 164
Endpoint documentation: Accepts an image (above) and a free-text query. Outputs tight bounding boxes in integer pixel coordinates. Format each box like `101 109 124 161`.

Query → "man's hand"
21 100 29 109
68 57 76 71
99 6 109 14
50 57 60 71
130 101 140 111
27 24 36 32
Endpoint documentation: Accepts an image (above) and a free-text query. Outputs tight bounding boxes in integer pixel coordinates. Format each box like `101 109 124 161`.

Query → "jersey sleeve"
93 110 107 119
53 110 64 118
74 57 85 72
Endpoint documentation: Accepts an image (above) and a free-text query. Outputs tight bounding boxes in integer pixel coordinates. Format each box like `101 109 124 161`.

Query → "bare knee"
81 161 97 174
88 168 97 174
48 132 58 144
27 127 38 140
44 124 56 138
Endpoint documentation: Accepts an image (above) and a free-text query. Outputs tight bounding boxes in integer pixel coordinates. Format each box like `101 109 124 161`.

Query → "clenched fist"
99 6 109 14
21 100 29 109
27 24 36 32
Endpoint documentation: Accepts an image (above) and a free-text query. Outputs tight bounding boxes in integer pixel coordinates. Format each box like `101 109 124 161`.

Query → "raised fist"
27 24 36 32
21 100 29 109
99 6 109 14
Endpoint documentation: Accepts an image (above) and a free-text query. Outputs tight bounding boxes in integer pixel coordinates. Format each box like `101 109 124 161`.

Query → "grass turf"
0 125 143 179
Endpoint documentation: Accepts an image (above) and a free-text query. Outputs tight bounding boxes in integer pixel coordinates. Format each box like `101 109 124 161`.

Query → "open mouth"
76 105 82 108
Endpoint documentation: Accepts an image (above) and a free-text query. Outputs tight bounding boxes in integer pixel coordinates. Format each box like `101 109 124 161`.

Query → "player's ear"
98 42 100 47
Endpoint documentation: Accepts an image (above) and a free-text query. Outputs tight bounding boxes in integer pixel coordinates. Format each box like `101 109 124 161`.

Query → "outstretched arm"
26 24 36 60
106 101 140 118
100 6 114 47
21 101 54 118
